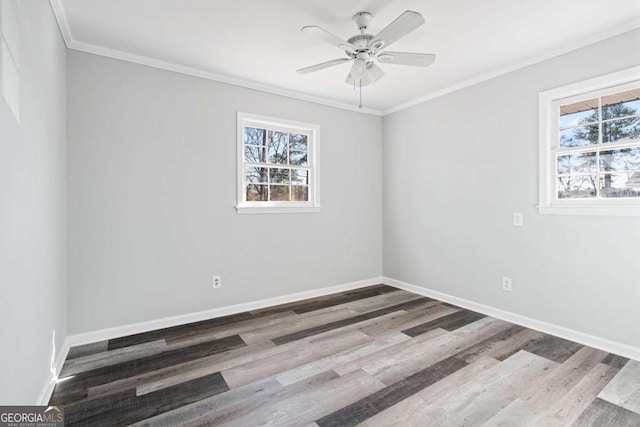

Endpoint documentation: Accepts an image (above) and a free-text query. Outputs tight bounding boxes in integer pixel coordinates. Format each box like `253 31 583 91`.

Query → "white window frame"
538 65 640 216
236 112 321 214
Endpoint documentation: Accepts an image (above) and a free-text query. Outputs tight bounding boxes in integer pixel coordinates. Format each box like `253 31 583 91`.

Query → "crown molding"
47 0 383 116
67 40 385 116
383 18 640 115
48 0 73 47
50 0 640 117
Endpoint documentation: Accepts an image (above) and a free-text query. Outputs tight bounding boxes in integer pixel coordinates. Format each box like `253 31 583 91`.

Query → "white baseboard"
65 276 384 349
37 339 71 405
37 276 382 405
43 274 636 404
383 276 640 362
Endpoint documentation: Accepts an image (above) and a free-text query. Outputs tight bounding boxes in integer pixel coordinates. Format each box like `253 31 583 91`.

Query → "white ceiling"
53 0 640 114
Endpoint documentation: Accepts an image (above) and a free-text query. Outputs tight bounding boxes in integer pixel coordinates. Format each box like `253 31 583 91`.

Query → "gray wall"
383 29 640 348
0 1 67 403
67 51 382 333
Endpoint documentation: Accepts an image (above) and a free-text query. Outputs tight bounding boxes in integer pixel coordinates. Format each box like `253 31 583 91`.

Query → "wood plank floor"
50 285 640 426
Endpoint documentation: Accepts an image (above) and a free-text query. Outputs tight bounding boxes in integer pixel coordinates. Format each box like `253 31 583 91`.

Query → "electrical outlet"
212 275 221 289
513 212 523 227
502 276 512 292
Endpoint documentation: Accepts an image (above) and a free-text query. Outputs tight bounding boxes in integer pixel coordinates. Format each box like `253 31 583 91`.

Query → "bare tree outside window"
557 88 640 199
240 120 313 205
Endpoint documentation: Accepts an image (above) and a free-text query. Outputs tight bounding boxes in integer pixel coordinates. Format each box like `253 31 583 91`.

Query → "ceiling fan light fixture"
366 63 385 83
298 10 435 108
346 72 373 87
350 58 366 78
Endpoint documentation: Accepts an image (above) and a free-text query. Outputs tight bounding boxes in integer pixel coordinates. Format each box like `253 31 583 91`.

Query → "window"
236 112 320 214
539 66 640 216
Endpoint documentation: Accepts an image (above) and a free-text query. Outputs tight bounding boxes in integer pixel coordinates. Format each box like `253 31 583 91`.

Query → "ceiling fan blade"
302 26 356 53
296 58 352 74
371 11 425 50
377 51 436 67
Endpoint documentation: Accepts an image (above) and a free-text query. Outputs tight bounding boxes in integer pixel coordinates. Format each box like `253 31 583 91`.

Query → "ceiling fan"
297 10 436 106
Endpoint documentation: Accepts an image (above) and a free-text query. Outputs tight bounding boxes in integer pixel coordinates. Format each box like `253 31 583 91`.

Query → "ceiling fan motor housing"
347 34 374 51
297 9 435 98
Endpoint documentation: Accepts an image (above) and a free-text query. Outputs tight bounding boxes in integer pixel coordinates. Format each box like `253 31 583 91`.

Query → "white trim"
538 205 640 216
384 20 640 115
239 112 320 132
38 274 640 404
69 41 382 116
37 338 71 405
538 66 640 215
48 0 73 46
539 65 640 102
382 276 640 362
48 0 640 117
236 206 322 214
47 1 381 116
64 277 383 348
237 111 321 213
36 276 382 404
539 81 555 209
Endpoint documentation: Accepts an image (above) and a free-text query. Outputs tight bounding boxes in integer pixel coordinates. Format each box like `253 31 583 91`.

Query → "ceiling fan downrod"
353 11 372 33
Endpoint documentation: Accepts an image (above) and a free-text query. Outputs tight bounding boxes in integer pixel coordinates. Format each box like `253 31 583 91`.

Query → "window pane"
244 146 265 163
269 185 290 201
246 184 267 201
244 127 266 145
291 169 309 184
269 168 290 184
245 166 267 183
268 131 288 163
559 99 598 128
600 173 640 198
290 150 308 166
600 147 640 172
290 134 308 151
557 175 597 199
292 186 309 201
557 152 596 175
602 88 640 120
559 125 599 148
602 118 640 144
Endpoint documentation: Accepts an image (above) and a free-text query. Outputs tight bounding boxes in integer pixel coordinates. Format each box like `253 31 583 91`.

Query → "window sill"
538 205 640 216
236 206 322 214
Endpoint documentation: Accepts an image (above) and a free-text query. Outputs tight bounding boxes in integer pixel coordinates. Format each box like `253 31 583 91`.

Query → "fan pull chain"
358 80 362 109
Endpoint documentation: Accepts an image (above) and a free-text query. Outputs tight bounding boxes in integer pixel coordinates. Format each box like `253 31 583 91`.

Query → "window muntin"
554 86 640 200
539 68 640 215
237 113 320 213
